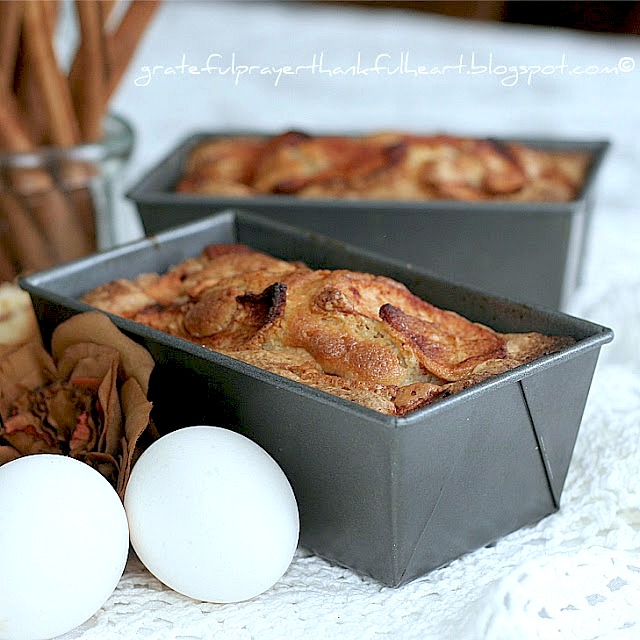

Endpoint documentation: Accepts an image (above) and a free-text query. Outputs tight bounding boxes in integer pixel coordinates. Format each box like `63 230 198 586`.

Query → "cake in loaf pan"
82 242 573 416
128 133 609 309
19 211 613 586
176 131 593 202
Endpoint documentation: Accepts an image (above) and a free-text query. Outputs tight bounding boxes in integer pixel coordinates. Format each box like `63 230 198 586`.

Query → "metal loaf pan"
127 131 610 310
20 210 613 587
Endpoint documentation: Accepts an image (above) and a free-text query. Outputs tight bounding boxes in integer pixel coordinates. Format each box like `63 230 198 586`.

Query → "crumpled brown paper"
0 311 158 499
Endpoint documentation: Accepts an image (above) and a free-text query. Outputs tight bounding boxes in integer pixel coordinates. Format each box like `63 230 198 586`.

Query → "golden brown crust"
176 136 264 195
175 132 592 202
82 244 574 416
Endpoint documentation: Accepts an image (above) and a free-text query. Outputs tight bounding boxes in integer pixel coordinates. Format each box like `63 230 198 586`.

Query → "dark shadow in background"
318 1 640 34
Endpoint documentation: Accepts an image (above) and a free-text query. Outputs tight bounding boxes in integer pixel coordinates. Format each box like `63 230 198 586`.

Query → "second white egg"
124 425 299 603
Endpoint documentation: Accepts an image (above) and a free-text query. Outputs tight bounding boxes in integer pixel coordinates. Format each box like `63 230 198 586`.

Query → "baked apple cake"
82 244 574 416
175 131 592 202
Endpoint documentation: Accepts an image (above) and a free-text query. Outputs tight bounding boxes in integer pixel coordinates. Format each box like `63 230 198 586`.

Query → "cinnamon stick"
0 217 18 282
41 0 60 37
60 0 110 250
22 0 81 147
106 0 161 100
68 0 160 109
58 159 100 252
0 89 33 152
64 189 98 251
13 1 59 145
73 0 110 142
0 1 23 92
0 250 16 283
0 184 55 272
30 186 96 261
14 30 50 145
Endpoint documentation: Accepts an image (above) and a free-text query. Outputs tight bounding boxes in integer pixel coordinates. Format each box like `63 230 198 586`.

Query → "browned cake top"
175 131 592 202
82 244 574 416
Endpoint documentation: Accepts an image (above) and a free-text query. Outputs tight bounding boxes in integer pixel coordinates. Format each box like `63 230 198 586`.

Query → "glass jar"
0 114 134 282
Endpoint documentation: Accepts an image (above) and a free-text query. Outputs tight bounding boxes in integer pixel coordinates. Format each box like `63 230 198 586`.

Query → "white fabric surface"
58 2 640 638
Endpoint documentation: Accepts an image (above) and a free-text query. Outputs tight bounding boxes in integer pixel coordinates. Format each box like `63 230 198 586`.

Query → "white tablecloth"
61 2 640 638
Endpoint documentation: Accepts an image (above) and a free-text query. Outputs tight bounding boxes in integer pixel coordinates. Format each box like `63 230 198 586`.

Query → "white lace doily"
459 547 640 640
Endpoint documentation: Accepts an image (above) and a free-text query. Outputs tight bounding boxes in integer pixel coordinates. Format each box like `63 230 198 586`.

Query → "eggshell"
124 425 299 603
0 454 130 640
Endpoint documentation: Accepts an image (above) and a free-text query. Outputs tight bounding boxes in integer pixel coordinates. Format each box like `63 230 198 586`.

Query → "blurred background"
103 0 639 245
321 1 640 33
3 0 637 250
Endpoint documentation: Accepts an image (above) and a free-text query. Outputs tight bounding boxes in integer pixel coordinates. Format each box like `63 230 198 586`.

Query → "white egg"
124 425 299 603
0 455 130 640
